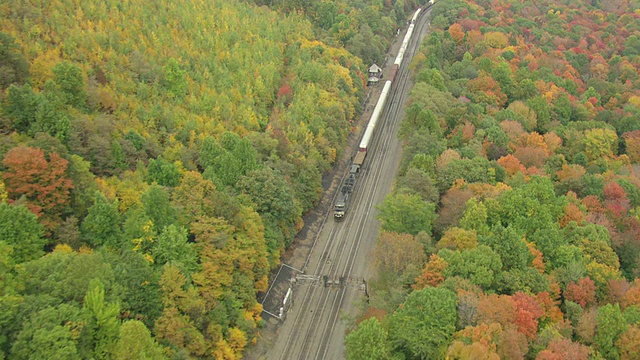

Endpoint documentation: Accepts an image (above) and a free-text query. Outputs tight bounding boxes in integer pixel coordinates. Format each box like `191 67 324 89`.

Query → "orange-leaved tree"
413 254 448 290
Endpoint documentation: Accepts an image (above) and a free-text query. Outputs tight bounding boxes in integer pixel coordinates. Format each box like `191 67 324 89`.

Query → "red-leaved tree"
512 292 544 338
564 277 597 308
2 146 73 230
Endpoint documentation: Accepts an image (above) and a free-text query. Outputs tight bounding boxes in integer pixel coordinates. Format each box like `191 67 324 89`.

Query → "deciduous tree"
497 327 528 359
617 325 640 360
10 304 83 360
564 277 597 308
481 225 532 271
437 227 478 251
477 294 515 328
582 128 618 162
373 231 427 276
142 185 177 234
387 287 457 359
79 279 121 360
3 146 73 230
345 318 391 360
595 303 628 360
536 338 590 360
440 245 503 290
152 224 198 272
512 292 544 338
113 320 167 360
146 156 182 187
414 254 448 290
52 61 87 110
0 32 29 90
623 131 640 163
81 191 122 248
0 202 45 263
377 192 436 236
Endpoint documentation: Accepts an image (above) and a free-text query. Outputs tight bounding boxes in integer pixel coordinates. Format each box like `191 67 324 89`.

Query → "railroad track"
264 7 433 359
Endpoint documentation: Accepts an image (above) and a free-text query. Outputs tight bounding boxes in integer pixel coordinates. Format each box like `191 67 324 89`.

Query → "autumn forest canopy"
347 0 640 359
0 0 424 358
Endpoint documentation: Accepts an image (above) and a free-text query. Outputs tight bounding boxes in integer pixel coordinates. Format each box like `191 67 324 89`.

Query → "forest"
346 0 640 359
0 0 422 359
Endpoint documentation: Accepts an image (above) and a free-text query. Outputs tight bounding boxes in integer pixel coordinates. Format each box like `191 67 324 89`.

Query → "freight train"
333 7 424 220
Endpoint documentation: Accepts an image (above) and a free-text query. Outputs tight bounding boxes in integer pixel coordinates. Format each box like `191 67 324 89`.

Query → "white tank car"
359 80 392 151
411 8 421 23
395 23 415 65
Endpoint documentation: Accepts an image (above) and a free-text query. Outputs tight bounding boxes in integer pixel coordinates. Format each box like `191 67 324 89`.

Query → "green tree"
345 24 384 66
238 167 299 247
400 105 443 138
111 139 127 172
481 225 532 271
0 32 29 90
416 68 447 91
3 83 38 133
113 320 167 360
79 279 121 360
595 303 628 360
17 250 115 304
66 154 97 220
202 133 259 189
199 136 224 169
459 198 490 236
142 185 177 234
623 35 640 56
0 290 23 358
377 193 437 235
205 151 242 188
492 61 515 101
162 58 187 100
387 287 458 359
436 158 495 192
10 304 83 360
397 168 439 203
439 245 503 289
527 96 552 132
495 266 550 294
346 318 391 360
490 176 564 237
152 224 198 272
52 61 86 110
82 191 122 248
32 80 71 140
102 250 162 327
0 203 45 263
146 156 182 187
554 92 572 124
233 138 259 175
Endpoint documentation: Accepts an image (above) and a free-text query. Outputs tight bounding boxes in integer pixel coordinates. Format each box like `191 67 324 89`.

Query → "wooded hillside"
349 0 640 359
0 0 418 358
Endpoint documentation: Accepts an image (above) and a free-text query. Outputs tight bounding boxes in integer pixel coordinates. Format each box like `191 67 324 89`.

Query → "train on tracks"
334 6 425 220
